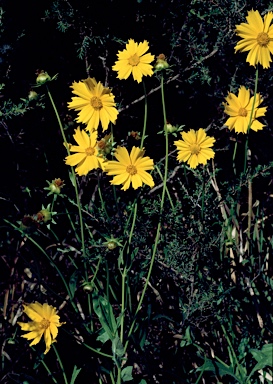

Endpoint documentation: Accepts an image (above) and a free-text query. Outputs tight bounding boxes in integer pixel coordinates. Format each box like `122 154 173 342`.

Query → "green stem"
154 165 174 210
46 85 86 259
221 324 245 381
52 344 68 384
125 73 169 352
40 357 58 383
82 342 112 358
140 81 148 149
244 67 259 173
97 170 111 222
232 140 238 176
201 166 206 222
120 270 126 345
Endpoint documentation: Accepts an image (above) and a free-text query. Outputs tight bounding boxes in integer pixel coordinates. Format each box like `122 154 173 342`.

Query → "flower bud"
97 134 113 156
36 208 52 223
103 235 122 250
129 131 141 140
166 123 177 133
107 241 117 250
154 54 169 71
36 71 51 85
82 283 94 293
28 90 38 101
45 178 65 195
20 215 39 233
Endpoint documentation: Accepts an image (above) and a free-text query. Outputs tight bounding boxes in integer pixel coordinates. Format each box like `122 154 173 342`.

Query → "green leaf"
121 366 133 382
70 365 81 384
180 326 193 348
248 344 273 379
112 335 124 358
69 270 79 299
196 358 240 381
96 330 111 344
92 292 117 341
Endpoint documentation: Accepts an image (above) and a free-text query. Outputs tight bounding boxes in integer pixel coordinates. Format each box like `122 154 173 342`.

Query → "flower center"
128 53 140 66
85 147 95 156
40 318 50 330
190 144 200 155
126 165 137 175
238 107 248 117
90 96 103 110
257 32 270 46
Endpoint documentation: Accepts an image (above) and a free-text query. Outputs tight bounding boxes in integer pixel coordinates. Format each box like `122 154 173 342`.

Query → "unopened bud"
154 54 169 71
28 90 38 101
36 71 51 85
36 208 51 223
45 178 65 195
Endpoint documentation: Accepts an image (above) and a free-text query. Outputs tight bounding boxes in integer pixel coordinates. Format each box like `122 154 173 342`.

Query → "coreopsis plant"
18 302 64 354
223 86 267 133
65 127 106 175
67 77 119 133
104 146 154 190
112 39 154 83
174 128 215 169
234 9 273 69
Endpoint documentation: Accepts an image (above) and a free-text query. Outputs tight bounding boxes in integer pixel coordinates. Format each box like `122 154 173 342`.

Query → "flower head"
20 215 40 233
234 10 273 69
65 127 106 175
223 86 267 133
68 78 119 133
112 39 154 83
96 133 113 157
154 53 170 71
105 146 154 191
174 128 215 169
18 302 64 354
44 178 65 196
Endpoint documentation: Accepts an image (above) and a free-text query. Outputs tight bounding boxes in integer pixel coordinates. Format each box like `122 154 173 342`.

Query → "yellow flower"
65 127 106 175
105 146 154 191
112 39 154 83
17 302 64 354
234 9 273 69
223 86 267 133
68 77 119 133
174 128 215 169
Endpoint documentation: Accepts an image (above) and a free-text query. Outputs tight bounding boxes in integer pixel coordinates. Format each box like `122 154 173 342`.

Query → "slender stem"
110 371 116 384
201 166 205 222
116 368 121 384
120 270 126 345
128 202 138 246
46 85 86 259
140 81 148 149
52 344 68 384
97 170 111 222
247 175 252 255
232 140 238 175
125 74 169 352
244 67 259 173
39 357 58 383
82 342 112 358
154 165 174 210
161 74 169 209
119 202 138 346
